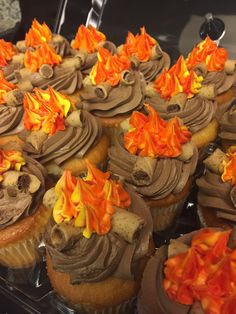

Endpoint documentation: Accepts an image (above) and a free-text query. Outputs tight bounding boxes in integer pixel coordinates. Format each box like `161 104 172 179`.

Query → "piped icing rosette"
0 71 25 137
197 148 236 225
15 42 83 95
219 98 236 145
44 161 152 283
117 27 170 82
16 19 71 57
138 228 236 314
71 24 116 75
108 105 198 201
18 87 103 170
186 36 236 95
0 39 24 83
0 148 46 230
79 47 145 118
145 56 217 134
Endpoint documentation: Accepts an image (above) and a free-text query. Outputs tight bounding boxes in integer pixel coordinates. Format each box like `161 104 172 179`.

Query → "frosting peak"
186 36 228 72
154 56 203 99
124 104 192 158
90 47 131 86
0 39 17 67
221 152 236 186
25 19 52 48
53 161 131 238
71 24 106 53
0 149 25 182
23 87 71 134
120 27 157 62
24 43 62 72
0 70 17 104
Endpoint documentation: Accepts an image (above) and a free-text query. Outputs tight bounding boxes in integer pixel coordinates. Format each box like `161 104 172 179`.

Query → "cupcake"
71 24 116 75
0 146 49 269
79 47 145 129
197 147 236 228
15 42 83 102
145 56 218 149
117 27 170 82
0 38 24 83
44 161 153 313
186 36 236 106
108 105 198 231
0 70 25 146
219 97 236 150
138 228 236 314
16 19 71 57
18 87 109 176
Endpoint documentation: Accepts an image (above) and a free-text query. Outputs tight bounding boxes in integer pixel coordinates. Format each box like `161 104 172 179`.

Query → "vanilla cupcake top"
16 19 71 57
79 47 145 117
0 147 46 229
145 56 217 133
186 36 236 95
19 87 102 167
117 27 170 82
109 105 198 200
44 161 152 283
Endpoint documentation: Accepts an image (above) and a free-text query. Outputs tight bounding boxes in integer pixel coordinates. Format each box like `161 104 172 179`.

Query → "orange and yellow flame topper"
155 56 203 100
163 228 236 314
23 87 71 135
0 39 17 67
186 36 228 72
221 152 236 186
53 160 131 239
25 19 52 48
71 24 106 53
0 70 17 104
0 149 25 182
90 47 131 86
119 27 157 62
124 104 192 158
24 43 62 72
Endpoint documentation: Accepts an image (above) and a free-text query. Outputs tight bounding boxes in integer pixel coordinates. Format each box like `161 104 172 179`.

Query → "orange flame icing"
119 27 157 62
24 43 62 72
124 104 192 158
221 152 236 186
0 149 25 182
23 87 71 135
186 36 228 72
25 19 52 48
90 47 131 86
154 56 203 100
163 228 236 314
0 39 17 67
71 24 106 53
53 160 131 238
0 70 17 104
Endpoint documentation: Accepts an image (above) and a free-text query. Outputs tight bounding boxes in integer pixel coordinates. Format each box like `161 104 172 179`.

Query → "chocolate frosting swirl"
197 170 236 222
138 231 206 314
108 134 198 200
146 95 217 133
202 71 235 95
79 71 145 117
50 34 72 57
2 62 23 83
139 52 170 82
19 110 102 166
45 186 153 284
0 105 24 136
0 155 46 229
219 99 236 141
26 65 83 95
